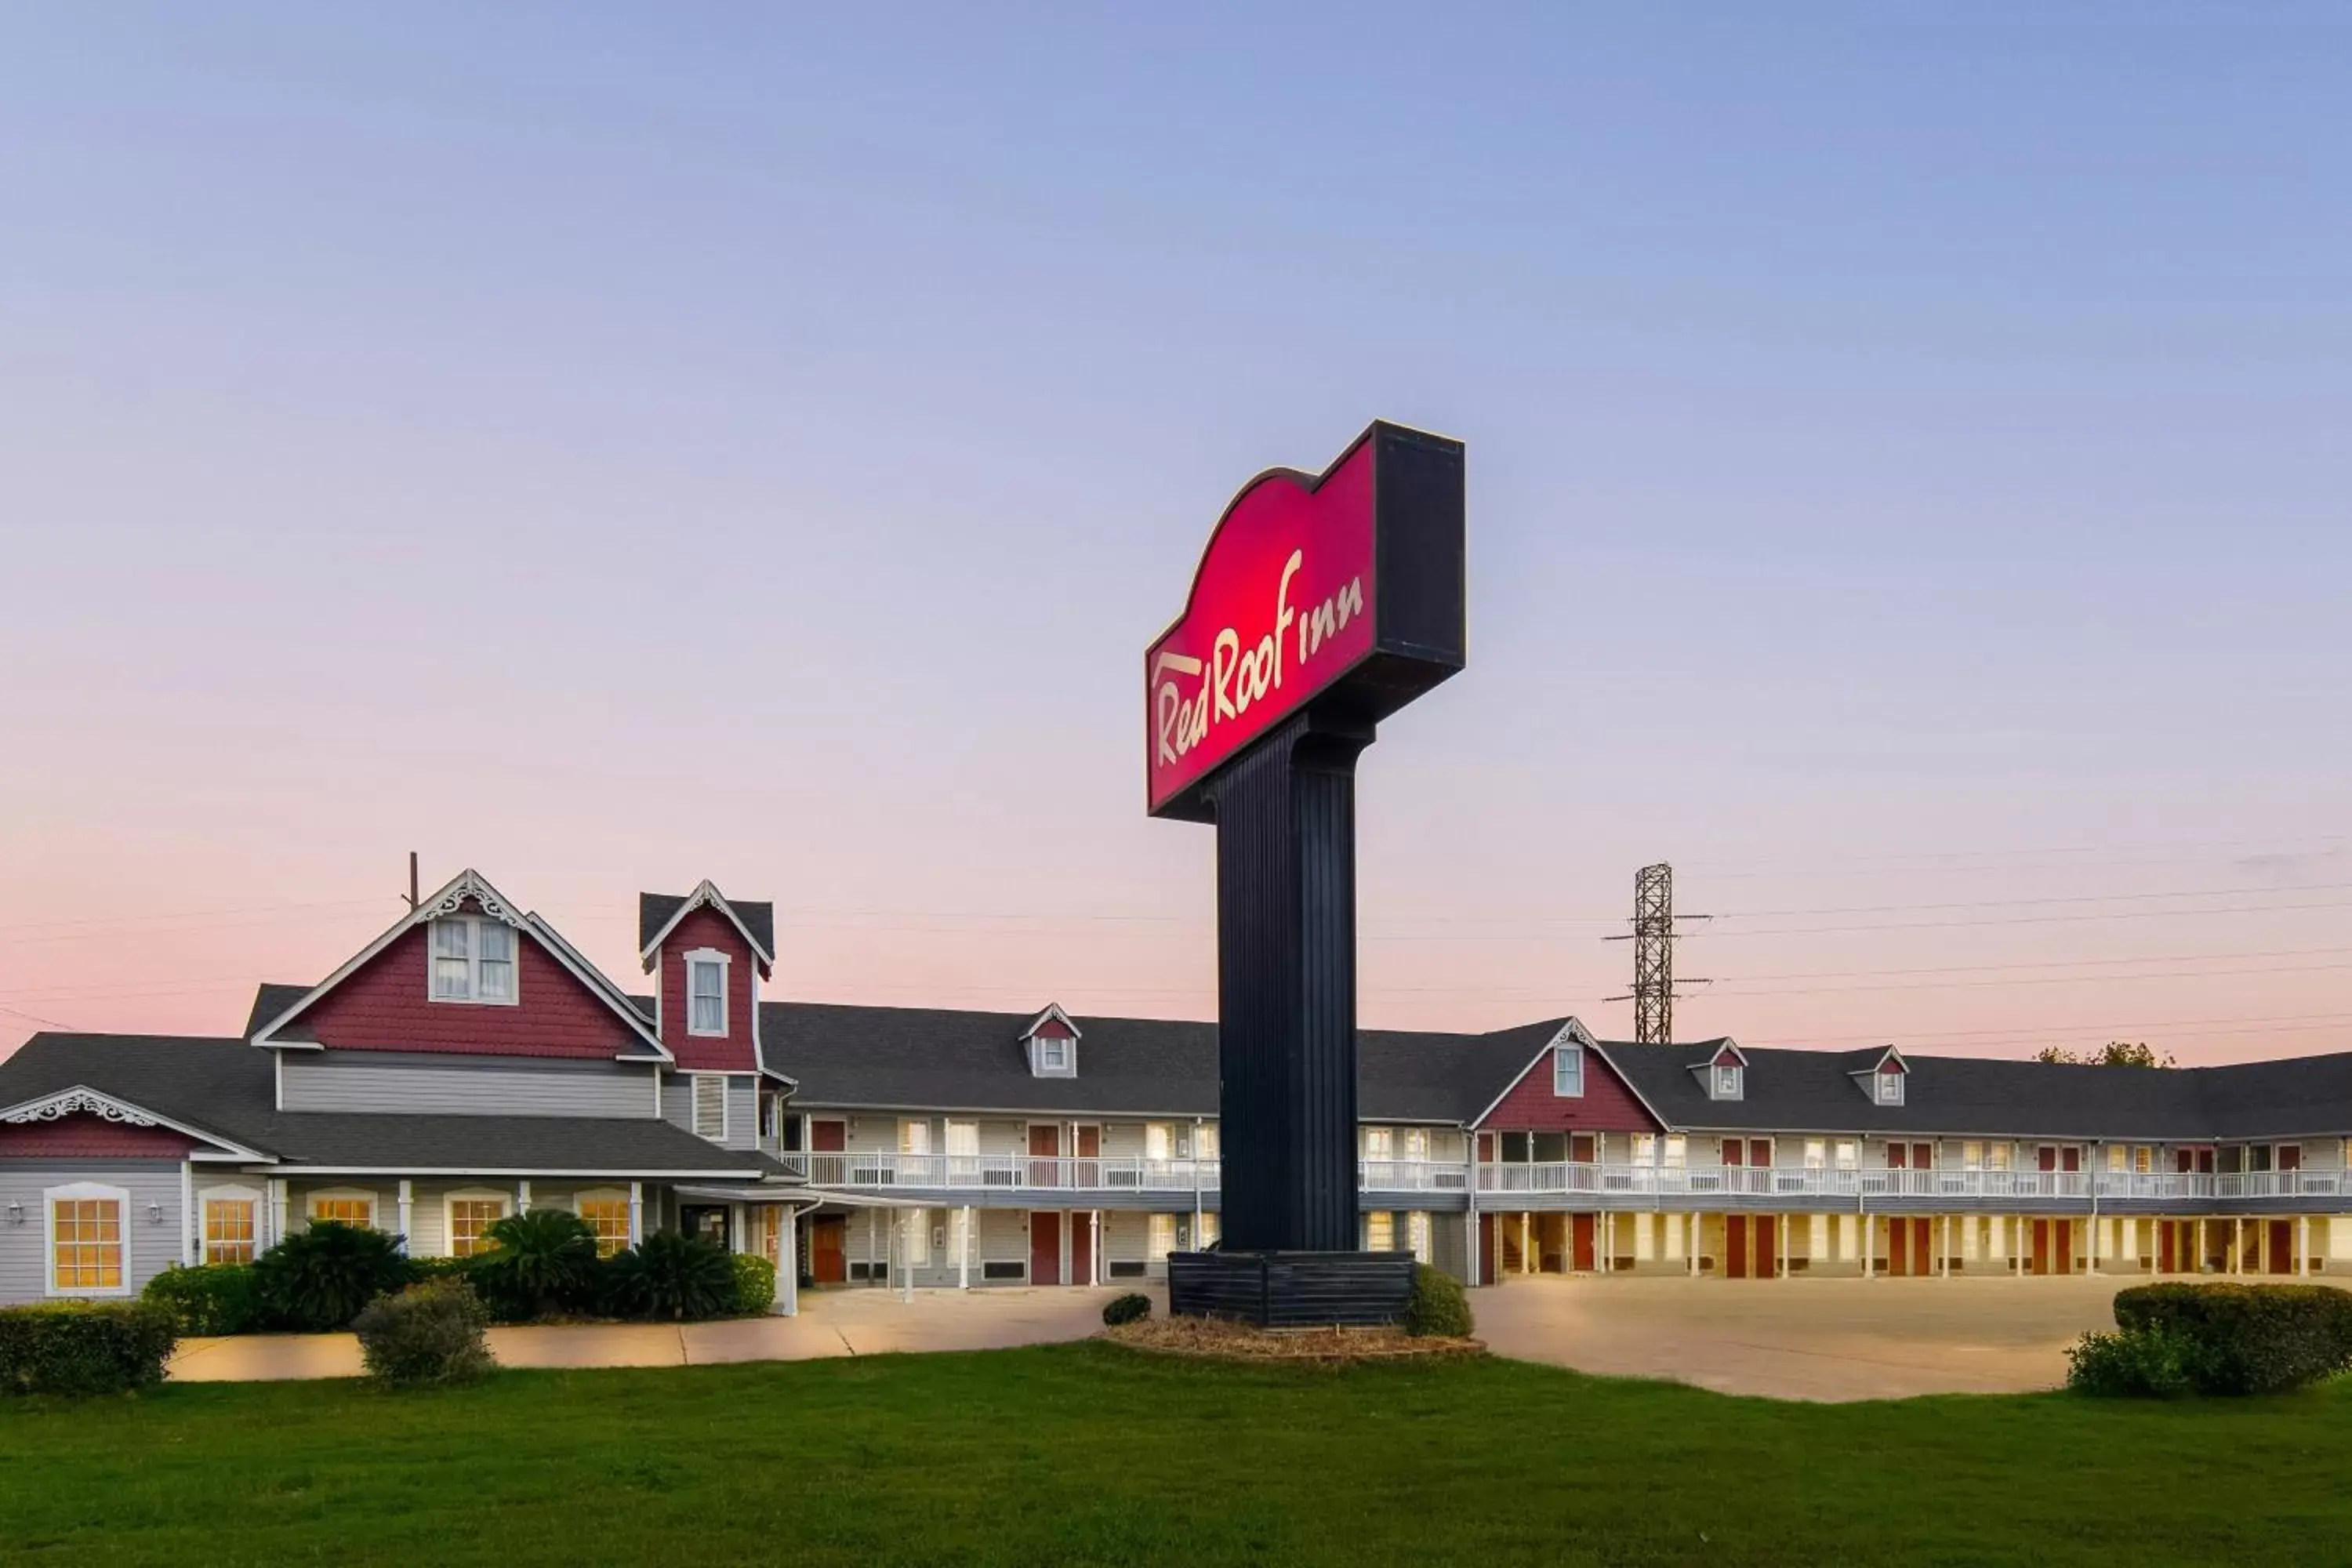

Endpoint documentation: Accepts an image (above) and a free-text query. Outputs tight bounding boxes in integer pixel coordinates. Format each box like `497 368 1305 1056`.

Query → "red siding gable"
0 1112 198 1159
1477 1044 1660 1134
299 915 638 1060
656 906 759 1072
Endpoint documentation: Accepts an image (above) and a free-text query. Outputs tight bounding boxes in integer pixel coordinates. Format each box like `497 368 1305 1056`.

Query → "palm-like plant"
253 1221 411 1331
603 1230 736 1322
470 1207 602 1320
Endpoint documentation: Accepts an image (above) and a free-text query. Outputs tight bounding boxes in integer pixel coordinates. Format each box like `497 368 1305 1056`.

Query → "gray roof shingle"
637 891 775 960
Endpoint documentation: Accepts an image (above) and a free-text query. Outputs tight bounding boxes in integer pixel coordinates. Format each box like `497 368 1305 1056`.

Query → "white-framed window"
1403 1127 1430 1160
574 1188 632 1257
45 1182 129 1297
307 1189 377 1229
691 1074 728 1142
429 915 517 1005
945 1119 980 1177
1804 1138 1827 1171
1197 1210 1220 1247
900 1119 932 1156
1664 1134 1687 1168
1363 1126 1395 1160
1364 1210 1396 1251
1554 1043 1585 1097
2107 1143 2129 1174
905 1207 931 1267
1962 1140 1984 1171
1987 1142 2011 1171
1148 1212 1178 1261
445 1191 510 1258
1406 1210 1432 1263
1033 1031 1073 1076
2134 1145 2154 1174
685 949 729 1036
1713 1064 1744 1100
1632 1133 1657 1165
1195 1123 1219 1160
1145 1122 1174 1161
201 1185 262 1265
1835 1140 1859 1171
1875 1070 1904 1105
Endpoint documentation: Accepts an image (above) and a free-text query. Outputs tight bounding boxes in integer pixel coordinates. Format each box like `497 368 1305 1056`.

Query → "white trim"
684 948 731 1038
44 1181 132 1298
1552 1040 1585 1098
441 1186 513 1258
253 1165 773 1178
426 913 521 1008
1018 1002 1083 1042
638 879 776 967
0 1084 268 1161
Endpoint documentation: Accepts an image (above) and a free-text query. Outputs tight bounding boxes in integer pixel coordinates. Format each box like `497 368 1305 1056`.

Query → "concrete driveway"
1472 1274 2125 1401
166 1283 1149 1382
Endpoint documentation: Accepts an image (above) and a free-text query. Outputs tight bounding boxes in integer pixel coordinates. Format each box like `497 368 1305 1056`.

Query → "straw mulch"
1102 1313 1484 1363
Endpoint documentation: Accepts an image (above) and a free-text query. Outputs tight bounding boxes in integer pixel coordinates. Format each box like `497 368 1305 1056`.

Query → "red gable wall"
299 915 637 1060
656 906 759 1072
1477 1046 1660 1134
0 1113 199 1159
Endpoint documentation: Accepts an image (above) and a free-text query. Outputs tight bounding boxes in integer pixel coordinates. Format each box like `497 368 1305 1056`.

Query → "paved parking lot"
1472 1274 2124 1401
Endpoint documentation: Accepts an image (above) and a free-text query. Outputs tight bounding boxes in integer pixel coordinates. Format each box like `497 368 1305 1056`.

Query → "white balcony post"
518 1179 532 1215
780 1206 800 1316
1686 1212 1698 1276
899 1210 913 1303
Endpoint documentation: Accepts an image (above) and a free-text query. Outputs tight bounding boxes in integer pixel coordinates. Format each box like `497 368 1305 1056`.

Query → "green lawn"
3 1345 2347 1566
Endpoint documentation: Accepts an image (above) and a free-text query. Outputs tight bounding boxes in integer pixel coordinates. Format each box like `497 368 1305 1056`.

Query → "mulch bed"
1102 1313 1484 1363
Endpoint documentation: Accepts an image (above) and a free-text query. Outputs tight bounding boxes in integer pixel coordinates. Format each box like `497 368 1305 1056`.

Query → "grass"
4 1345 2350 1566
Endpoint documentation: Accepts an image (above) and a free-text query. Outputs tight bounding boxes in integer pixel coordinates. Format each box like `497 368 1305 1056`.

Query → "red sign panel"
1145 421 1465 818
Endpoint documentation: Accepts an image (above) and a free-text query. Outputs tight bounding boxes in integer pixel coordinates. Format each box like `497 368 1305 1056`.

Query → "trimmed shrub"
0 1301 179 1396
2109 1282 2352 1396
143 1264 260 1337
352 1278 495 1388
1405 1264 1474 1339
604 1231 736 1322
405 1255 475 1287
728 1253 778 1316
254 1221 412 1332
1102 1292 1151 1327
470 1209 602 1321
2066 1327 2198 1399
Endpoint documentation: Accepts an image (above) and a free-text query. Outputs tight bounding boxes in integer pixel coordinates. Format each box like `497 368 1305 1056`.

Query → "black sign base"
1167 1249 1416 1329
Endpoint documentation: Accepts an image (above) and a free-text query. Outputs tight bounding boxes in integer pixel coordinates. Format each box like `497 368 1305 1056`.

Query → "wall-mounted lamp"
5 1202 23 1226
147 1203 165 1225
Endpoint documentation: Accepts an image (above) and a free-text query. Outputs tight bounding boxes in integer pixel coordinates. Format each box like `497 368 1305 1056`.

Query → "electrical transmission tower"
1604 862 1710 1044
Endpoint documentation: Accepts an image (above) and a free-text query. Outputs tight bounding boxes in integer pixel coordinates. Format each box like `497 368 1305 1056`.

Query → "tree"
2033 1040 2176 1069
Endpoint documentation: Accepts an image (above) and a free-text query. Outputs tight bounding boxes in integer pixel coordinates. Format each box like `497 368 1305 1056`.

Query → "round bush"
254 1221 412 1332
142 1264 260 1336
603 1231 736 1322
470 1208 602 1321
2109 1283 2352 1395
1404 1264 1474 1338
0 1301 179 1396
1102 1292 1152 1327
730 1253 778 1316
2066 1327 2198 1398
353 1278 495 1388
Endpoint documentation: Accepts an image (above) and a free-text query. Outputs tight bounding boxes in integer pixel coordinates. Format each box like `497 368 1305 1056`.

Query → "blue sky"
2 5 2348 1058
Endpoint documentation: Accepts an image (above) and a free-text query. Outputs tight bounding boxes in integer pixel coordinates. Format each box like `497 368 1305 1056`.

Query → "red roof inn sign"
1145 420 1465 1327
1145 421 1467 820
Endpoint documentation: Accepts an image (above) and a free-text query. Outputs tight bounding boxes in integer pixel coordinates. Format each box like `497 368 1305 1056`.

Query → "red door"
2158 1222 2176 1274
1571 1213 1597 1272
2061 1147 2082 1174
1755 1215 1778 1279
1726 1215 1749 1279
1912 1217 1932 1276
1028 1124 1061 1187
813 1120 847 1151
811 1216 847 1284
1071 1212 1094 1284
2031 1219 2050 1275
1075 1125 1102 1189
1570 1134 1597 1164
2269 1219 2295 1275
2053 1221 2073 1274
2037 1146 2057 1174
1477 1214 1500 1286
1030 1211 1062 1284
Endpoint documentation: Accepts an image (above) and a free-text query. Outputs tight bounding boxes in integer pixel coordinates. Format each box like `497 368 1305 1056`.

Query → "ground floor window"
48 1185 126 1294
203 1193 258 1265
1197 1210 1219 1247
905 1207 931 1266
575 1190 632 1257
447 1194 510 1258
1365 1210 1396 1251
1148 1212 1177 1261
308 1191 376 1229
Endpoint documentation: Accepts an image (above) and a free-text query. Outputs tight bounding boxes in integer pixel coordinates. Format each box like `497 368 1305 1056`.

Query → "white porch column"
270 1177 289 1243
397 1179 414 1254
1686 1212 1698 1277
780 1207 800 1316
627 1181 644 1246
958 1206 972 1290
2299 1214 2310 1277
1465 1177 1482 1287
1090 1210 1102 1286
180 1161 197 1266
1862 1213 1874 1279
898 1210 913 1303
517 1180 532 1214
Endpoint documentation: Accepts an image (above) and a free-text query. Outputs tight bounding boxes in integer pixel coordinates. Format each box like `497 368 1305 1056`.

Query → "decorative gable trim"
638 880 776 972
1689 1039 1748 1102
0 1085 270 1162
250 869 670 1062
1019 1003 1081 1042
1851 1045 1910 1105
1021 1003 1081 1078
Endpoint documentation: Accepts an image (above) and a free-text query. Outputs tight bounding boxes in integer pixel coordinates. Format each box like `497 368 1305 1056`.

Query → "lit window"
687 953 728 1036
1403 1127 1430 1160
1876 1071 1904 1105
1804 1138 1827 1171
1987 1143 2011 1171
900 1119 932 1156
203 1196 256 1265
1714 1065 1743 1100
429 916 517 1004
1148 1213 1177 1261
310 1193 376 1229
1632 1133 1657 1164
1962 1141 1984 1171
575 1193 631 1257
1145 1123 1174 1161
2107 1144 2129 1173
1554 1044 1584 1097
2135 1146 2154 1174
448 1196 508 1258
905 1207 931 1267
1197 1211 1220 1247
1365 1210 1396 1251
692 1075 728 1142
1363 1127 1395 1160
1664 1134 1687 1169
1195 1124 1219 1161
1835 1141 1859 1171
49 1192 125 1294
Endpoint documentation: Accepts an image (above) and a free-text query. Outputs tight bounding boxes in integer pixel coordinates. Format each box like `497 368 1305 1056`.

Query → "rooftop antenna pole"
407 851 419 912
1604 862 1711 1044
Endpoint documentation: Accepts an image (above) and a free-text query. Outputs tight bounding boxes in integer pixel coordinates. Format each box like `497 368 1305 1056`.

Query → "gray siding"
659 1072 760 1152
0 1159 187 1305
281 1051 656 1120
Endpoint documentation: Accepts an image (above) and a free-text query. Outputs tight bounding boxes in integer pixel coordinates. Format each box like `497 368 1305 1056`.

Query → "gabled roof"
249 870 670 1062
0 1082 269 1160
1019 1004 1080 1040
638 882 776 970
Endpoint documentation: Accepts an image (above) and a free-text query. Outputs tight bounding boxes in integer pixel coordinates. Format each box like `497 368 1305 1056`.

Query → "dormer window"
1038 1035 1069 1073
1022 1004 1081 1078
684 950 729 1036
429 916 516 1005
1876 1070 1905 1106
1552 1043 1585 1098
1713 1064 1743 1101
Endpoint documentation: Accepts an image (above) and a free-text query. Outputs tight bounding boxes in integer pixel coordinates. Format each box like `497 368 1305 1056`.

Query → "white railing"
1361 1159 1471 1192
2215 1170 2347 1200
1461 1163 2330 1204
782 1152 1221 1191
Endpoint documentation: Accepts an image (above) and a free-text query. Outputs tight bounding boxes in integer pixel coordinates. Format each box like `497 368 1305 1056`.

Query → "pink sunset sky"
3 9 2349 1065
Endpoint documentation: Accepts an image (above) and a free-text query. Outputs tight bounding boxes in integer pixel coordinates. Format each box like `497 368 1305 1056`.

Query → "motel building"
4 868 2352 1308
